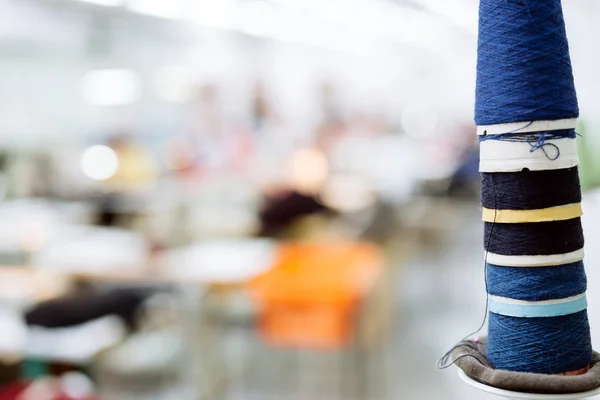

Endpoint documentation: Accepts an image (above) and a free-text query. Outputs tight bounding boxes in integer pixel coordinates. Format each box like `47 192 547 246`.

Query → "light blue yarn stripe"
488 295 587 318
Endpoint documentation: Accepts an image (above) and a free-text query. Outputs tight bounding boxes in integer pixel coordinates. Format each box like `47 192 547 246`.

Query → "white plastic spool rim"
477 118 578 136
479 136 579 173
458 369 600 400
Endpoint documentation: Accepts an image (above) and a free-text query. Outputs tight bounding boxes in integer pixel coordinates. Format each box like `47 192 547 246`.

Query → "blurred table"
39 238 276 287
32 227 148 276
0 199 92 264
160 239 275 284
5 238 389 398
0 267 71 363
0 224 146 367
0 267 69 305
0 267 124 366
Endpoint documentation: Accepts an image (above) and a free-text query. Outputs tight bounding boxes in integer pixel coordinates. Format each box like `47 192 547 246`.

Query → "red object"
0 382 28 400
0 381 101 400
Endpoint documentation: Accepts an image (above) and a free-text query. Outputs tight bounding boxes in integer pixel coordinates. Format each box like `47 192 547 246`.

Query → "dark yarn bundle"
475 0 593 376
481 167 581 210
25 288 154 330
484 219 583 256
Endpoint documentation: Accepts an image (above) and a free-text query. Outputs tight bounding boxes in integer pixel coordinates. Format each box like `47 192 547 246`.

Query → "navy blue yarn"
488 311 592 374
484 218 583 256
481 167 581 210
479 130 577 161
475 0 578 125
479 129 576 142
487 262 586 301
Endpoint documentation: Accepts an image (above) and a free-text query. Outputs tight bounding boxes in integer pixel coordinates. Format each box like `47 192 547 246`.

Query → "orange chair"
248 242 383 349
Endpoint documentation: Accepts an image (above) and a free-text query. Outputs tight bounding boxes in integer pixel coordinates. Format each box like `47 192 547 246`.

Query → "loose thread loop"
437 175 497 370
526 133 560 161
479 129 577 161
436 340 487 370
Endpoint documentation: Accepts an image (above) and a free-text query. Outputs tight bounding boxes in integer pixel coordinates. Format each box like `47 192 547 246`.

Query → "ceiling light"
191 0 235 29
77 0 124 7
81 145 119 181
127 0 185 19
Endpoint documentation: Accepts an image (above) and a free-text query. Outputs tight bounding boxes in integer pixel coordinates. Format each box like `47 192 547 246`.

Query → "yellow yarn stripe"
482 203 582 223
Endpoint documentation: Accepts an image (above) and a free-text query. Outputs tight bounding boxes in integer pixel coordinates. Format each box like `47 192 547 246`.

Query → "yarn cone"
476 0 592 374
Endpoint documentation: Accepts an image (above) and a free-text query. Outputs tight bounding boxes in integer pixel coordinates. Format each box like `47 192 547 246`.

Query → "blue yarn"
488 311 592 374
487 262 589 367
475 0 578 125
487 262 587 301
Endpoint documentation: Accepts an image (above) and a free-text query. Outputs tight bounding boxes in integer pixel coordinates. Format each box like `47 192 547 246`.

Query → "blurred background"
0 0 600 399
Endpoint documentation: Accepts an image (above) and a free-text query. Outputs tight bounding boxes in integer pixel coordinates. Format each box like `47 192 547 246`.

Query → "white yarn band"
488 293 586 306
486 248 584 267
480 137 579 172
477 118 578 136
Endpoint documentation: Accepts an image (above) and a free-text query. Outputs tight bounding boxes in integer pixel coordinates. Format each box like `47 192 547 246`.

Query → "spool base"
451 338 600 395
459 370 600 400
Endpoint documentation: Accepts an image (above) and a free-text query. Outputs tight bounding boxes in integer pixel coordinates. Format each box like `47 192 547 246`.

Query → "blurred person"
316 119 348 156
0 152 10 200
319 82 343 126
10 152 58 199
254 149 334 237
193 84 222 137
349 112 387 138
251 81 280 132
315 82 350 157
30 154 57 198
162 134 199 178
248 81 300 191
188 84 252 178
106 134 157 189
256 83 353 237
94 132 157 227
258 177 333 237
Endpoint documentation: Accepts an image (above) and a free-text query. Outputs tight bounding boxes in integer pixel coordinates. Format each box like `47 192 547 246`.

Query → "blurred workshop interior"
1 0 600 399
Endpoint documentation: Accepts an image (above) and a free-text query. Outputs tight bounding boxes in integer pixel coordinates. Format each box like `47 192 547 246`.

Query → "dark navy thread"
484 218 583 256
481 167 581 210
